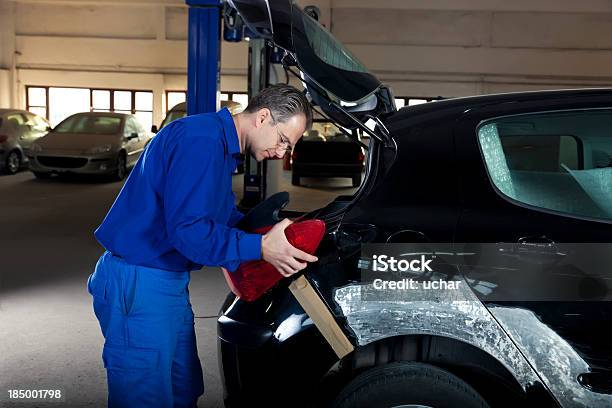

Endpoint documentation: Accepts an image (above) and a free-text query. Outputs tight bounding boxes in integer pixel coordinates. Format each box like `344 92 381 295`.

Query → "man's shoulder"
162 113 224 153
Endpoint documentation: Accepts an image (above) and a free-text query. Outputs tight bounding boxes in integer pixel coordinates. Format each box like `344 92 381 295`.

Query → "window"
49 87 91 126
26 86 153 128
167 90 248 114
92 90 111 112
26 87 48 119
166 91 186 112
134 92 153 132
478 109 612 222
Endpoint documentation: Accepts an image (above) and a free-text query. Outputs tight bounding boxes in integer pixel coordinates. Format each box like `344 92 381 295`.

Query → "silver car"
28 112 152 181
0 109 51 174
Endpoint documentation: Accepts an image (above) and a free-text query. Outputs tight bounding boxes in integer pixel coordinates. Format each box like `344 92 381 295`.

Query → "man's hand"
261 218 319 277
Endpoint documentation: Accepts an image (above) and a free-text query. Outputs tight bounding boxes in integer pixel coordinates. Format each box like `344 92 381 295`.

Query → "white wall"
0 1 17 108
328 0 612 97
8 0 248 124
3 0 612 118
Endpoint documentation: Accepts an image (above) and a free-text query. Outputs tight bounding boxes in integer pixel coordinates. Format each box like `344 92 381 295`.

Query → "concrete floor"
0 168 356 407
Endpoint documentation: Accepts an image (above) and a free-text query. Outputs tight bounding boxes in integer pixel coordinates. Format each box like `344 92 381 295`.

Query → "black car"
291 119 365 187
218 2 612 407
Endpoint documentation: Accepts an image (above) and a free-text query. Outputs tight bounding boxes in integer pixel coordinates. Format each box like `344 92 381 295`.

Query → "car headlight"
30 143 42 154
87 144 113 154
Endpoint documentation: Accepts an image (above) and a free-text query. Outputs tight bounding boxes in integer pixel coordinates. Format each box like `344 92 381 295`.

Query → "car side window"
124 118 137 138
478 109 612 223
5 113 26 130
133 119 146 136
25 113 48 132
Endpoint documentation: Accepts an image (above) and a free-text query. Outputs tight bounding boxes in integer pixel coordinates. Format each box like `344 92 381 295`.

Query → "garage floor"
0 168 357 407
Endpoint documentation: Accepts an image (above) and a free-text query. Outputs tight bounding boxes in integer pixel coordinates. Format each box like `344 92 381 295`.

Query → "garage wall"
8 0 248 126
324 0 612 97
4 0 612 119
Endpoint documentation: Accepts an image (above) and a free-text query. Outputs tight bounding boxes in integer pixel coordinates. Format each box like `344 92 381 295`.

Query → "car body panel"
218 88 612 408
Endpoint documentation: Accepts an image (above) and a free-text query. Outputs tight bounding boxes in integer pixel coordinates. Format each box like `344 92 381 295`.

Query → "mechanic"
86 84 317 408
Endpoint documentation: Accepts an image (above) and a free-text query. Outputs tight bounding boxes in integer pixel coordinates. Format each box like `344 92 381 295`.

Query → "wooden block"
289 275 354 359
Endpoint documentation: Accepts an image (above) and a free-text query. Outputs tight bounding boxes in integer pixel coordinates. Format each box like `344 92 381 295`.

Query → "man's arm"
227 191 244 228
163 126 261 272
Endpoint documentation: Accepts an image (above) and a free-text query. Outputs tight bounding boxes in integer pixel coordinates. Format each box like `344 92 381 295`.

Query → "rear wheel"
291 172 300 186
352 173 361 187
4 150 21 174
331 362 489 408
113 152 127 181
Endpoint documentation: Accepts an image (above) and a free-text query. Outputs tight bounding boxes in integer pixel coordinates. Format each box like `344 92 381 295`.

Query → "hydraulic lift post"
241 38 270 208
186 0 222 116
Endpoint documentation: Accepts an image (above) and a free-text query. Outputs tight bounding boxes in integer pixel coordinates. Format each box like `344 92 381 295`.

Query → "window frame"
165 90 249 113
25 86 50 120
25 85 153 126
476 107 612 225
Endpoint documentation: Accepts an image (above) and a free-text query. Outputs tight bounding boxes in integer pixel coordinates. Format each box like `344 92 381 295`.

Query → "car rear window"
55 115 121 134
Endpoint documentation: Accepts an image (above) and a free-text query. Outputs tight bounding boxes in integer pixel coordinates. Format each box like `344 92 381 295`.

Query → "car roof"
392 88 612 118
68 111 130 118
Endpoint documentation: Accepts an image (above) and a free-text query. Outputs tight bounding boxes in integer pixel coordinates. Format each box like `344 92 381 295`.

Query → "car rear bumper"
28 154 117 175
217 299 339 407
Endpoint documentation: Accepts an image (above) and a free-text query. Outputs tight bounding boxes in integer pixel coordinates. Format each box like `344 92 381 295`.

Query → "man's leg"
171 304 205 408
89 253 193 407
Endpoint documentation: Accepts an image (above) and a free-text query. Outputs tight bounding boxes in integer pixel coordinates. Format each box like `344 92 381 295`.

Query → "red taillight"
222 219 326 302
0 135 8 143
358 151 365 162
291 151 297 161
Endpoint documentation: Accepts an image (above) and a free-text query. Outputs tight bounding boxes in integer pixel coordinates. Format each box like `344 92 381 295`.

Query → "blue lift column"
186 0 222 115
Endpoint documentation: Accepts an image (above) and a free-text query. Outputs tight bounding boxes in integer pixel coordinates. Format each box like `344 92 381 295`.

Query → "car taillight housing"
291 150 297 161
222 219 326 302
358 151 365 162
0 135 8 143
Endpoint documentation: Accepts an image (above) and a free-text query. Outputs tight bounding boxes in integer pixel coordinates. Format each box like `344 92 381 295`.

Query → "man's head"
238 84 312 161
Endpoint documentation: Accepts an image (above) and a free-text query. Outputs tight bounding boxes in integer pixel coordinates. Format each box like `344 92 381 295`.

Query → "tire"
351 173 361 187
33 171 52 179
4 150 21 175
291 172 300 186
113 152 127 181
331 362 490 408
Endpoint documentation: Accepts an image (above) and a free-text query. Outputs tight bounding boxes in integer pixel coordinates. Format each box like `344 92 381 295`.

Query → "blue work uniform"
86 107 262 408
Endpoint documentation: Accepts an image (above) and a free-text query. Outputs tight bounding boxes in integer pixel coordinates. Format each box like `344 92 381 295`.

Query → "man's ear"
255 108 271 128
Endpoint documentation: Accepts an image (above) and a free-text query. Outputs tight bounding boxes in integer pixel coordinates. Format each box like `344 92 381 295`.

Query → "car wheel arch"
318 334 555 407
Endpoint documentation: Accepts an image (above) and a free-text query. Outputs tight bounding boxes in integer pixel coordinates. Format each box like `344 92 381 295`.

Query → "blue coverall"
86 107 262 407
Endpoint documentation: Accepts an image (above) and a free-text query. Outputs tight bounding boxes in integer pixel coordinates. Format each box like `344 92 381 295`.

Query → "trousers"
87 251 204 408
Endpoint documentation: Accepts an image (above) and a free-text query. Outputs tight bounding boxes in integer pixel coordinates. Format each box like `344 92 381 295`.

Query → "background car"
152 100 244 133
290 119 365 187
27 112 151 181
0 109 51 174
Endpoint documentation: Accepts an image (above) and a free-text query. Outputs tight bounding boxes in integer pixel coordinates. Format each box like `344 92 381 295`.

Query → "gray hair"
244 84 313 130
